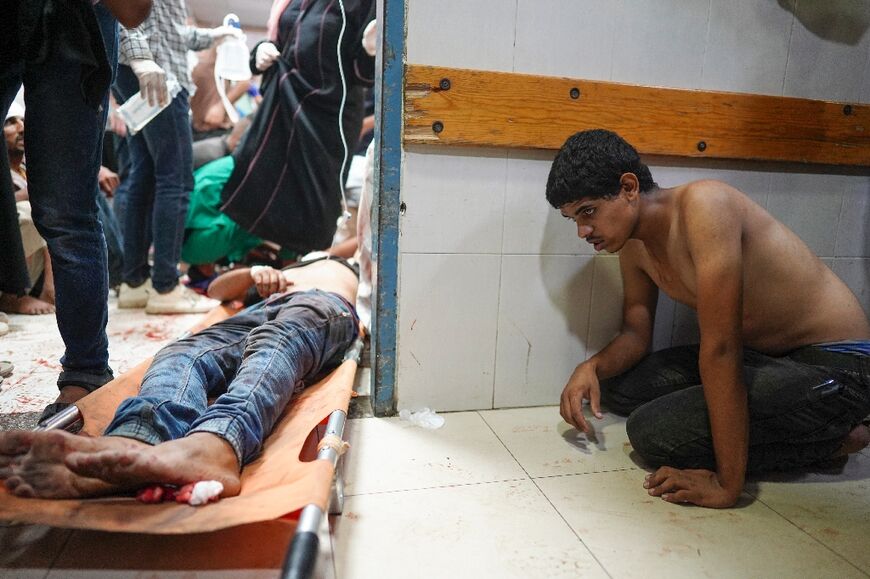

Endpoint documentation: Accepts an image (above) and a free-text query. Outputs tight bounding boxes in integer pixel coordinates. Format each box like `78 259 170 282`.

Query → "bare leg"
66 432 242 498
3 430 142 499
38 248 55 305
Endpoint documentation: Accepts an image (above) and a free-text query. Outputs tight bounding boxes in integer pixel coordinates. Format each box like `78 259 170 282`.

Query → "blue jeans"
602 344 870 473
0 3 118 390
105 290 359 466
112 65 193 293
96 191 124 289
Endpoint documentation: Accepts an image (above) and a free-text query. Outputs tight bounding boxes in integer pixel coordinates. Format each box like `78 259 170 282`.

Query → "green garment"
182 156 263 265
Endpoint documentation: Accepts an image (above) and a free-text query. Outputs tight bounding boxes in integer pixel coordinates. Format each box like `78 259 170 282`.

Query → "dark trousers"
601 344 870 473
0 3 118 389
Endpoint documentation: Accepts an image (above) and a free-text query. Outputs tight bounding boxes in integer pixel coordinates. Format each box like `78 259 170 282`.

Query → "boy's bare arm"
207 268 255 302
207 266 292 302
102 0 151 28
560 245 657 433
646 187 747 508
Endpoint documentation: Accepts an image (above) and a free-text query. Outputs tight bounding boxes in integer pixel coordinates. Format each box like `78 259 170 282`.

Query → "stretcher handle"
34 405 82 432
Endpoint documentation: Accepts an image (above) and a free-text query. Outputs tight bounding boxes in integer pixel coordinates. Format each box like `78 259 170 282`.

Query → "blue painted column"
371 0 404 416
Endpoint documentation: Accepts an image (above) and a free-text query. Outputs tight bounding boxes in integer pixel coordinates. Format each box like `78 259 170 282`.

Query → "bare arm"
688 190 747 503
102 0 151 28
227 80 251 104
207 266 291 302
560 246 657 432
646 188 746 508
206 267 254 302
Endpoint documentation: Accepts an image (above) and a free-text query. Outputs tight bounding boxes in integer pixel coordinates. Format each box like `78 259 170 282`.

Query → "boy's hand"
560 362 603 434
250 266 291 298
643 467 740 508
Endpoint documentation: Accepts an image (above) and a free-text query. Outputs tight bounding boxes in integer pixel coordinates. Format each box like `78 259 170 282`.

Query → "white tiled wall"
397 0 870 411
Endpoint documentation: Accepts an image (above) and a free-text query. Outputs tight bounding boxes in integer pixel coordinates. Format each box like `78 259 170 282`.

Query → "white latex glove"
255 42 280 72
362 19 377 57
208 25 243 40
129 58 168 107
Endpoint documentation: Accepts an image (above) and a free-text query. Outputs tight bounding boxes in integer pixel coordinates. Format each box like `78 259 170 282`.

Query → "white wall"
397 0 870 412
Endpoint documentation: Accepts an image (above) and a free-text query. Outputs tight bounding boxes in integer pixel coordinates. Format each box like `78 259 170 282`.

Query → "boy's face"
559 176 639 254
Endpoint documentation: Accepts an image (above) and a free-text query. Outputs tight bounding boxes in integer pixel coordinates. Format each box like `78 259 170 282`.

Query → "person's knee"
599 379 640 416
625 408 669 467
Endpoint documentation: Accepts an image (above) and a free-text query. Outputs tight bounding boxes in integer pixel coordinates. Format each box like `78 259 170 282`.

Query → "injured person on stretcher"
0 257 361 501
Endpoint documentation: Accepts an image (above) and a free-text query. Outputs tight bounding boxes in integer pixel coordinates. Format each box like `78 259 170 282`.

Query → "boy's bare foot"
67 433 241 498
0 293 55 315
832 424 870 457
3 430 143 499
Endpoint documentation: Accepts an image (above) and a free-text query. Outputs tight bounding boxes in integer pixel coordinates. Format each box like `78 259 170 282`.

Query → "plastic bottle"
215 14 251 82
116 77 182 134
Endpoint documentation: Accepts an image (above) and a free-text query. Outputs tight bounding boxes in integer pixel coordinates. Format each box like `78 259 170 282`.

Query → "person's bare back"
621 180 869 355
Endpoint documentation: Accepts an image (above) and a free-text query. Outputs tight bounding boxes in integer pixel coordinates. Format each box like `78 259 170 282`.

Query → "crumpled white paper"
398 407 445 429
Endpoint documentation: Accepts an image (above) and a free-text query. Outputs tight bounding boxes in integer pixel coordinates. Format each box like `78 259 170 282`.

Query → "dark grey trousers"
601 344 870 473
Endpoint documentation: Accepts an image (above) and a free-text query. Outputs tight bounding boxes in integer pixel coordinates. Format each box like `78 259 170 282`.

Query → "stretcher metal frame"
33 337 364 579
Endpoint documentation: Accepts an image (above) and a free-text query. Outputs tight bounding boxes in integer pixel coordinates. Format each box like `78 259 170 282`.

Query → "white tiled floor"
334 408 869 579
1 306 869 578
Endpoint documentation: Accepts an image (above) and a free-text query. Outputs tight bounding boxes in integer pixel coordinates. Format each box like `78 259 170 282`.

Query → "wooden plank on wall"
404 64 870 167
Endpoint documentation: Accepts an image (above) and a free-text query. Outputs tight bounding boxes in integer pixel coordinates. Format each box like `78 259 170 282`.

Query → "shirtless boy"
0 258 360 499
547 129 870 508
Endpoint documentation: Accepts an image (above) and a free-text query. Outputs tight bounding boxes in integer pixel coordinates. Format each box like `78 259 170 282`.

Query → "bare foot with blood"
65 432 241 502
1 430 138 499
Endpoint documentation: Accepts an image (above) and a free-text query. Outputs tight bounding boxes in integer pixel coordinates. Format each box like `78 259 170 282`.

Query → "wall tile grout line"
780 0 797 97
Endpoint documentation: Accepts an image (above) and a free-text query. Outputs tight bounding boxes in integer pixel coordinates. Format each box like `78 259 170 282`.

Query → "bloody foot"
66 432 241 499
3 430 145 499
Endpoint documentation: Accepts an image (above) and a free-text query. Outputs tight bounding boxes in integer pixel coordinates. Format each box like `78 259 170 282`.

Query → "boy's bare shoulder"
675 180 747 220
677 179 742 204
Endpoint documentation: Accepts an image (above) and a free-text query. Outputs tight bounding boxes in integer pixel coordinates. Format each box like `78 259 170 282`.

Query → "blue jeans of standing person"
104 290 359 466
96 192 124 289
601 344 870 473
112 65 193 294
0 3 118 391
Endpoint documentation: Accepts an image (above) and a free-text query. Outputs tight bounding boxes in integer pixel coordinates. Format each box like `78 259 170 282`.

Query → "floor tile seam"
747 493 869 576
527 476 614 579
475 410 534 478
344 476 531 498
531 466 642 480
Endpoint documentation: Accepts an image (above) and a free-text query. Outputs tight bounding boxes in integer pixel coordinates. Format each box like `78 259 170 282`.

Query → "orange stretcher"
0 305 360 578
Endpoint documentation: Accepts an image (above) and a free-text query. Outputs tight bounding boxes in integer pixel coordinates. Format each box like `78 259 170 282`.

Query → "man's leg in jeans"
112 65 155 293
67 291 358 497
140 89 195 294
599 345 702 416
22 7 117 415
623 348 870 473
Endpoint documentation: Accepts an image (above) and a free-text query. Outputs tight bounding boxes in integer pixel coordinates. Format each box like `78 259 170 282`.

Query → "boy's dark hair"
545 129 656 208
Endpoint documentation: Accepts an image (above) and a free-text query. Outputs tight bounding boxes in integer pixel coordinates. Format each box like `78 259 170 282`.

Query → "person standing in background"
0 0 151 423
112 2 240 314
220 0 376 256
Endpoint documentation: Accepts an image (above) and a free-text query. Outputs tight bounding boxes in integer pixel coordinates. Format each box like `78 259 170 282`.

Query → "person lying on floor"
547 129 870 509
0 257 361 500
